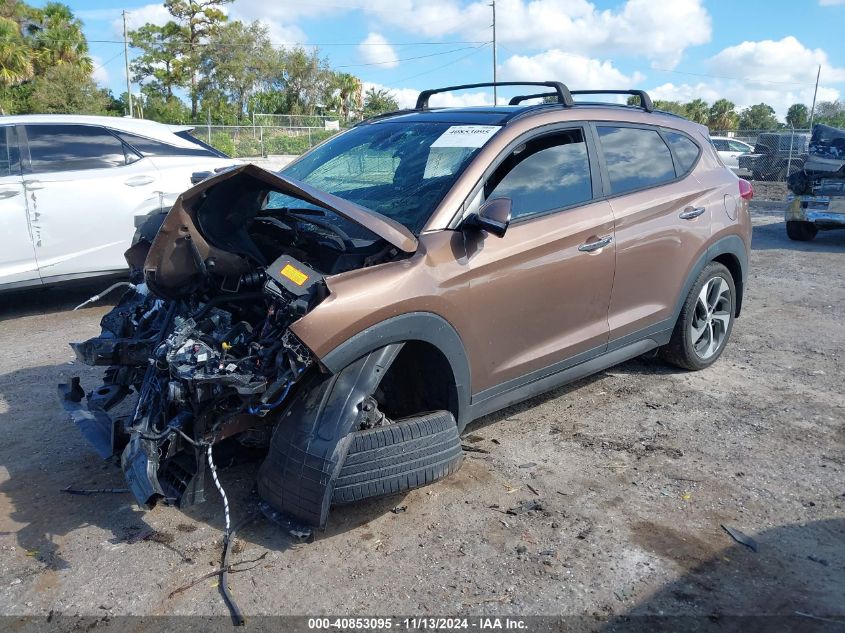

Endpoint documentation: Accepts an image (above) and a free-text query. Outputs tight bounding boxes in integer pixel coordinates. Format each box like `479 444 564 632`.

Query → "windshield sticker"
431 125 500 148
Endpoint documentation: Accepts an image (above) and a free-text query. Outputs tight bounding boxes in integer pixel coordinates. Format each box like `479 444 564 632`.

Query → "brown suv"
61 82 752 531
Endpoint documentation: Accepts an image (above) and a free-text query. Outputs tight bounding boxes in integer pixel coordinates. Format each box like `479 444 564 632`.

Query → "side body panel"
0 126 40 287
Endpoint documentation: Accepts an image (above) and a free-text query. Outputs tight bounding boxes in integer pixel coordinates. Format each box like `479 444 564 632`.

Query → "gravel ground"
0 207 842 628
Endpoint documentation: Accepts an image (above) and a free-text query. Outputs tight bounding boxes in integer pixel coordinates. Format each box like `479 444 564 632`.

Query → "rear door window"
25 124 140 173
485 129 592 220
728 140 749 152
597 126 676 194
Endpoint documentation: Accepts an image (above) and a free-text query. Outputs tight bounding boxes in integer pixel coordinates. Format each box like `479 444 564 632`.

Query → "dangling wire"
207 443 231 536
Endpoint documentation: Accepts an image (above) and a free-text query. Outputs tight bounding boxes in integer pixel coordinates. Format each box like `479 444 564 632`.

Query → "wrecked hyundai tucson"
61 82 752 531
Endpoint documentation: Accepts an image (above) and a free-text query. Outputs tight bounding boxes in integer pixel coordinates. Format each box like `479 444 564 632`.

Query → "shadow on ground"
0 360 416 573
0 278 124 321
602 518 845 632
751 218 845 253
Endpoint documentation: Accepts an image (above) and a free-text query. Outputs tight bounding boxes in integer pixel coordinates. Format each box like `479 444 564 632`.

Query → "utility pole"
808 64 821 131
122 10 134 117
491 0 497 105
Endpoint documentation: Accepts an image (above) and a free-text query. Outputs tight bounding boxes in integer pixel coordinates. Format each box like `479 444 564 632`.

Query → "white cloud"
218 0 710 69
364 82 491 108
707 36 845 85
114 3 172 33
358 33 399 68
499 50 645 91
646 36 845 119
357 0 711 69
90 55 110 86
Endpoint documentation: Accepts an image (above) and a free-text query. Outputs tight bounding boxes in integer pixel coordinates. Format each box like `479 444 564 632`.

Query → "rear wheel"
786 221 818 242
661 262 735 371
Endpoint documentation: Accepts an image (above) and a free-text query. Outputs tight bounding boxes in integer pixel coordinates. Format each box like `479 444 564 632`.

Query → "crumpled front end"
59 165 407 512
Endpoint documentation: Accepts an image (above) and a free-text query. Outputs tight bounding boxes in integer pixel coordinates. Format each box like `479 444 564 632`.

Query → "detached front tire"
661 262 736 371
786 221 818 242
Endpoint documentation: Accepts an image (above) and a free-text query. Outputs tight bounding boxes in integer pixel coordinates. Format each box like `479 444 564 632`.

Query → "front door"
0 125 39 287
21 124 161 280
464 127 615 395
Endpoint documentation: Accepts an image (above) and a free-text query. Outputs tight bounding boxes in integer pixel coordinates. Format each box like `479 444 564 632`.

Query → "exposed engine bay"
59 164 413 511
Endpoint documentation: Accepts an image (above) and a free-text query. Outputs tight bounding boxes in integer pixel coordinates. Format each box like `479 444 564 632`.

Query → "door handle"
0 188 21 199
24 180 44 190
124 175 155 187
578 235 613 252
679 206 705 220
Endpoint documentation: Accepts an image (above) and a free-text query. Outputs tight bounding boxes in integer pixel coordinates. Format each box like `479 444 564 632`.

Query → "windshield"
275 121 500 233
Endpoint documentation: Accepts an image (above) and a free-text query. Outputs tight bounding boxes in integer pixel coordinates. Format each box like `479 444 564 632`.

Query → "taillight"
738 179 753 201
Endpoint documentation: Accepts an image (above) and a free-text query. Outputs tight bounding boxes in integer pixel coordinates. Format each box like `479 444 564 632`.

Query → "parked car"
711 136 753 176
60 82 752 532
738 131 810 181
0 115 237 291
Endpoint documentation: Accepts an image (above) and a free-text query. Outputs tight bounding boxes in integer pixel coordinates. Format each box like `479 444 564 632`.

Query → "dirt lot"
0 206 842 628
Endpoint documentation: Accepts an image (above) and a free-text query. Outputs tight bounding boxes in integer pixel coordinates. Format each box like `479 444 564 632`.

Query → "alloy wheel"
690 276 732 360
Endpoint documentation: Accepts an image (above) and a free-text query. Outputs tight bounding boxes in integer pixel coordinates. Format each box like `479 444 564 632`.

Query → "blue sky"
49 0 845 117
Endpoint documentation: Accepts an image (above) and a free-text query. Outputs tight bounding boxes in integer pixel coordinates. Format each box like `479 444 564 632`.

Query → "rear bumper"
786 197 845 229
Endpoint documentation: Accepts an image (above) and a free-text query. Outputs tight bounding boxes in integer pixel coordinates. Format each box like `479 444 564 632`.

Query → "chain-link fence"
191 125 342 159
711 128 811 183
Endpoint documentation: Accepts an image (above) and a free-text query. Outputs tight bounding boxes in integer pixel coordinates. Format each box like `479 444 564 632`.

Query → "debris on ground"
390 505 408 514
506 499 545 515
721 525 759 552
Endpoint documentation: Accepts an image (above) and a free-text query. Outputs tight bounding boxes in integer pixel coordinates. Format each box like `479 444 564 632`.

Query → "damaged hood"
143 163 418 298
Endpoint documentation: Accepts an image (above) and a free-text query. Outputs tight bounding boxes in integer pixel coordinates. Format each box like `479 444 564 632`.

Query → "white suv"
0 115 237 290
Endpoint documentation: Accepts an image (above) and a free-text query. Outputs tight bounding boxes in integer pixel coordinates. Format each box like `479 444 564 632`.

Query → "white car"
711 136 754 176
0 115 237 290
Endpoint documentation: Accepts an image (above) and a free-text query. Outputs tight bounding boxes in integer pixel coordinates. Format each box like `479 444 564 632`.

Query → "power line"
391 42 491 84
335 44 486 69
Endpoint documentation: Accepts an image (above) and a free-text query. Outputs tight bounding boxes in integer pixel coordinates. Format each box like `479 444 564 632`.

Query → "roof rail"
508 92 558 105
569 90 654 113
416 81 574 110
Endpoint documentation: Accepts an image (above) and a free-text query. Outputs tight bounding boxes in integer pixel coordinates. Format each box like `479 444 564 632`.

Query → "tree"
363 87 398 118
28 63 107 113
684 98 709 125
785 103 809 129
0 16 33 88
708 99 738 131
29 2 92 74
652 100 686 116
813 100 845 128
200 20 276 119
739 103 780 130
276 46 334 115
129 22 187 100
331 72 363 121
164 0 231 118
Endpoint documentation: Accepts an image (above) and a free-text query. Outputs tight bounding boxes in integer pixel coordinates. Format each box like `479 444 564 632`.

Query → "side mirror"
465 197 512 238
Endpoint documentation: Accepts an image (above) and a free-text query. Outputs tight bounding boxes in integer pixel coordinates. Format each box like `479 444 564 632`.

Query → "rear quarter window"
116 131 220 158
663 131 701 176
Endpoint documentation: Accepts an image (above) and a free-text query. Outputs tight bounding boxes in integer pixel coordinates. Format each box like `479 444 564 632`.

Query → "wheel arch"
674 235 748 322
319 312 472 431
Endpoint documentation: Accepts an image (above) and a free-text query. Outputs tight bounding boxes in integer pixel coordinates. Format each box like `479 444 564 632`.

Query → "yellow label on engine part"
280 263 308 286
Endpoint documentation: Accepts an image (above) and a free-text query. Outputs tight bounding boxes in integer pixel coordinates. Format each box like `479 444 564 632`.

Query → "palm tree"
334 72 362 121
685 98 709 124
31 3 92 73
708 99 738 131
0 17 33 88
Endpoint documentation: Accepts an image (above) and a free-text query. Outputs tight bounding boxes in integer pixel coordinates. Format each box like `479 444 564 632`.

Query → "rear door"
0 125 39 287
21 124 161 280
465 125 616 394
595 124 709 345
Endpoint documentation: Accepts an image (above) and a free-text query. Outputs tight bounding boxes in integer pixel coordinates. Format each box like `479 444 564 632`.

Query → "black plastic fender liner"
318 312 472 431
256 344 404 528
